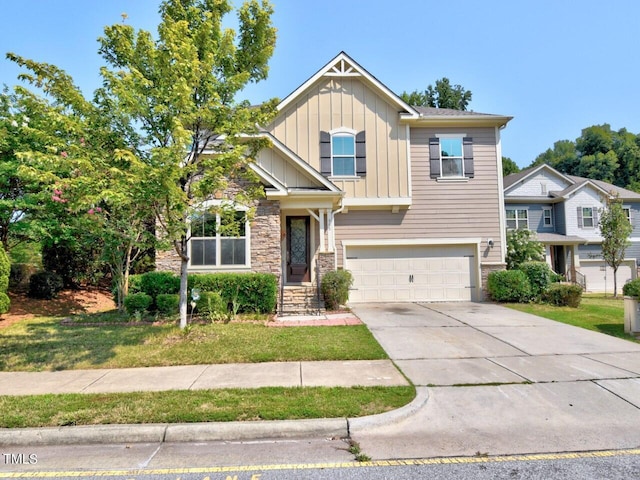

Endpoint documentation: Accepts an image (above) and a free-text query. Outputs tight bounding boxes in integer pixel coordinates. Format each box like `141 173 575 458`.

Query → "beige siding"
256 148 324 189
269 77 409 200
335 127 503 265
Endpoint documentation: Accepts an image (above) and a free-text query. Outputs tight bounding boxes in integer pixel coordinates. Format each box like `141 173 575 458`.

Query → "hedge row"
488 261 582 307
124 271 277 314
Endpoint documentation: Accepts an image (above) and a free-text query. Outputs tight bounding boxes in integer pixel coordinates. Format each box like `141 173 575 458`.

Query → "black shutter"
429 137 440 178
320 131 331 176
355 131 366 176
463 137 474 178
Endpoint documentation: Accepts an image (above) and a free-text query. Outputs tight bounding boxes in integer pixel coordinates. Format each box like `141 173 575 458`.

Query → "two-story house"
158 52 512 312
504 164 640 292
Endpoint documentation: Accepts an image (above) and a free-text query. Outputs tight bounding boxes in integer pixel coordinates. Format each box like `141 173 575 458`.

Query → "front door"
286 216 310 283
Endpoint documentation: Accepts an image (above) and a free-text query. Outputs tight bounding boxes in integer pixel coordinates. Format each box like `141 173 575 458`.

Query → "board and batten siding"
334 126 503 266
267 77 409 200
255 148 323 189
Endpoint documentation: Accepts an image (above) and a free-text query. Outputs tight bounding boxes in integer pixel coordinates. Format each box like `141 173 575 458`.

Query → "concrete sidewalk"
0 360 408 396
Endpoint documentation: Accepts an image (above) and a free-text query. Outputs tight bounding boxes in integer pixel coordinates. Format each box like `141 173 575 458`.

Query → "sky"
2 0 640 168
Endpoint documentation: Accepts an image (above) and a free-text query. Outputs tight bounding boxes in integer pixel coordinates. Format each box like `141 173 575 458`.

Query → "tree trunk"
613 267 619 299
178 237 189 329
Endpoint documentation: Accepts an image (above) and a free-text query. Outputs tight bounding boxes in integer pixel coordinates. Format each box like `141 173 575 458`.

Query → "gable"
505 165 573 198
255 146 327 190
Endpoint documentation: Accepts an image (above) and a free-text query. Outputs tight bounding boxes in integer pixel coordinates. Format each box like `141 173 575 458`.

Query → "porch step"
279 285 325 316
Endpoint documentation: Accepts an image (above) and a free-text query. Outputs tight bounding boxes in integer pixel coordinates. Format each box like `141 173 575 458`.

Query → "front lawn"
505 295 639 343
0 316 387 371
0 386 415 428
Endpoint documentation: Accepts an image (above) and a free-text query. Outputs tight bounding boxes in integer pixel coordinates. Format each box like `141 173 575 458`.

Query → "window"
577 206 600 229
624 207 631 223
332 134 355 176
440 138 464 177
543 208 553 227
320 130 366 177
190 209 248 267
506 208 528 229
429 136 474 179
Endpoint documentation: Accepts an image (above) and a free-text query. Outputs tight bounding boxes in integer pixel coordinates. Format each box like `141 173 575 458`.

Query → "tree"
98 0 278 328
598 193 632 298
401 77 472 110
502 156 520 177
506 229 545 270
530 140 579 173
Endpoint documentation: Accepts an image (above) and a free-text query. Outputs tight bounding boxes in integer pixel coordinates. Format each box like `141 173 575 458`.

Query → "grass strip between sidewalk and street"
0 386 416 428
0 318 387 371
505 295 639 343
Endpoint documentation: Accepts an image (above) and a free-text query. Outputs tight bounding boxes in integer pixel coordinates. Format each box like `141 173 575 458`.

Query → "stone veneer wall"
480 263 506 301
155 199 282 282
250 200 282 281
316 252 336 284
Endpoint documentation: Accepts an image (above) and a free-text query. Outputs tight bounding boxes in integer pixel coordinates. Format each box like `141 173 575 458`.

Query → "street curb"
0 390 427 447
348 386 429 432
0 424 167 446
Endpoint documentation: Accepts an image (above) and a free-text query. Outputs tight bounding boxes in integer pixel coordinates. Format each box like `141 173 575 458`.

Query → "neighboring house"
158 52 512 312
504 164 640 293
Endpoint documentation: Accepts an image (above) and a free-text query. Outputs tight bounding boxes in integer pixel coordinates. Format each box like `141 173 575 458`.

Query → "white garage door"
345 244 476 303
580 261 635 293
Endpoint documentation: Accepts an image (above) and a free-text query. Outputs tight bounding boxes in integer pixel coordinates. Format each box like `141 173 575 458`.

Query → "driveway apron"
351 302 640 459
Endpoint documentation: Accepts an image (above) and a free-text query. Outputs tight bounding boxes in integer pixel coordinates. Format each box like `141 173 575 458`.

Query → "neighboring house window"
506 208 528 229
543 208 553 227
429 136 474 179
190 209 248 267
320 130 366 177
624 207 631 223
577 207 597 229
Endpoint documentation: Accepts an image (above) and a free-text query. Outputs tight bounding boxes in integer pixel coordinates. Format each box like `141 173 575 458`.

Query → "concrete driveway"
350 302 640 459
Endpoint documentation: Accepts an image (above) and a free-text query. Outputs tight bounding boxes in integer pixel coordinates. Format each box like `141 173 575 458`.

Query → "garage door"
580 261 635 293
345 244 476 303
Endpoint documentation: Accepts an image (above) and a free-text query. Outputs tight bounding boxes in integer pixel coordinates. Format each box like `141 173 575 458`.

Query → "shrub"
156 294 180 315
487 270 532 303
123 293 153 315
0 292 9 314
41 236 104 288
139 271 181 300
542 283 583 307
506 229 545 270
28 271 64 299
321 270 354 310
195 291 226 319
9 263 38 288
0 244 10 294
519 261 554 297
622 278 640 298
189 273 277 313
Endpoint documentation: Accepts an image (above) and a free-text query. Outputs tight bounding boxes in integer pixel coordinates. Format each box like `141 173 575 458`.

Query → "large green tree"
98 0 278 327
502 156 520 177
401 77 472 110
599 194 632 298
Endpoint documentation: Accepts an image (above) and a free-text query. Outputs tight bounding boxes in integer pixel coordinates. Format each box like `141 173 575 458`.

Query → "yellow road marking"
1 449 639 478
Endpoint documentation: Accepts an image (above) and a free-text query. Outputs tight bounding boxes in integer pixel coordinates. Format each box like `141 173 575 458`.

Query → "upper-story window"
331 134 355 176
577 207 597 229
429 136 474 179
506 208 528 229
190 205 249 268
320 130 366 177
543 207 553 227
624 207 631 223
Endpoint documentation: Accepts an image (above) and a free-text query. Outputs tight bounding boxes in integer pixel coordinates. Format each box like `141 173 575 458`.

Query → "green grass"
0 386 416 428
505 295 639 343
0 317 387 371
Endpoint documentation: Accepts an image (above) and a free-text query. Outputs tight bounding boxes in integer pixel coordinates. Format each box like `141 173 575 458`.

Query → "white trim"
277 52 419 118
496 126 507 265
406 124 412 199
543 207 553 227
342 197 412 207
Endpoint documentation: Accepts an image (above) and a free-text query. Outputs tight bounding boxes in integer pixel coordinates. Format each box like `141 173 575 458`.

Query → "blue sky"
2 0 640 168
